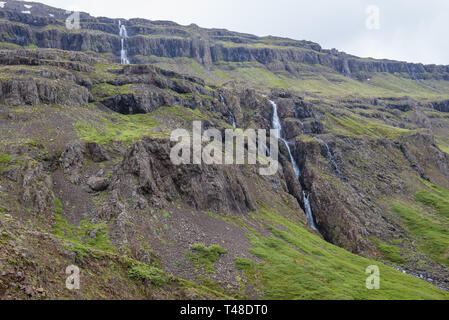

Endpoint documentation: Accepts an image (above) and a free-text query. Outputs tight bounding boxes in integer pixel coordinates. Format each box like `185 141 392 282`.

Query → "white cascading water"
271 99 318 230
118 20 130 64
220 94 236 128
230 112 237 128
270 100 300 178
313 137 343 179
303 191 318 231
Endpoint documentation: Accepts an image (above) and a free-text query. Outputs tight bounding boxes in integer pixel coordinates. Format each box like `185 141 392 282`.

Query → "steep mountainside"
1 1 449 300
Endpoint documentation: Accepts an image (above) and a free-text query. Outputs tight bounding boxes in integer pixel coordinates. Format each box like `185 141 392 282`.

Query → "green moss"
392 203 449 267
0 154 13 165
371 238 405 264
327 114 412 138
54 197 63 214
0 42 22 50
234 258 255 270
414 183 449 218
41 24 68 32
128 264 167 286
90 83 135 100
185 244 228 274
438 144 449 154
75 113 160 146
53 198 116 255
225 204 449 300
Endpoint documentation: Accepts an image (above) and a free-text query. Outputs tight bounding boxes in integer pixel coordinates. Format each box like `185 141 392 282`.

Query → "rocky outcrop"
101 86 175 115
87 176 109 191
110 137 256 214
0 77 89 106
21 162 55 214
431 100 449 113
59 143 84 184
85 142 109 163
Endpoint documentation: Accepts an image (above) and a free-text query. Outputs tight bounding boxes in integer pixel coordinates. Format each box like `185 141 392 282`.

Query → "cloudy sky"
38 0 449 65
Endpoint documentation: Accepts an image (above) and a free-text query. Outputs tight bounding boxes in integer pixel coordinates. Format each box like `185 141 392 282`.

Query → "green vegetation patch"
232 205 449 299
53 198 116 255
90 83 135 100
235 257 255 270
75 113 159 146
371 238 405 264
438 144 449 154
414 182 449 218
0 154 13 165
128 264 167 286
327 114 412 138
392 203 449 267
185 244 228 274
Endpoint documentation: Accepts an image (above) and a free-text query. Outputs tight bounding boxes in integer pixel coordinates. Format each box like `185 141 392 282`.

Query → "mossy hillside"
370 238 405 264
205 197 449 299
0 200 231 299
240 206 449 299
392 203 449 268
438 144 449 154
75 112 160 146
75 104 227 146
325 114 415 139
90 83 135 100
49 198 230 298
137 54 449 102
386 182 449 268
414 181 449 218
53 197 116 254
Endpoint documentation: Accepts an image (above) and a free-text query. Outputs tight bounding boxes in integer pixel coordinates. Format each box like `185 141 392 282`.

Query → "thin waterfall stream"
118 20 130 64
313 137 343 180
220 94 236 128
270 100 318 230
270 100 301 178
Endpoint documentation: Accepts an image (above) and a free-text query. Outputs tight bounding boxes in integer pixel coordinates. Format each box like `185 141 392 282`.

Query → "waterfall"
271 99 318 230
220 94 236 128
231 113 237 128
270 100 300 178
118 20 130 65
313 137 343 179
303 191 318 231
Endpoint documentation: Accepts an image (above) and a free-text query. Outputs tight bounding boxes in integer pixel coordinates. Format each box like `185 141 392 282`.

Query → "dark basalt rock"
0 77 89 106
85 142 109 163
110 137 256 214
431 100 449 113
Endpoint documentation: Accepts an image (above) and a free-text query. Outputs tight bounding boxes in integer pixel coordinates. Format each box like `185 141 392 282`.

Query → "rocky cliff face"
1 0 449 81
110 137 256 214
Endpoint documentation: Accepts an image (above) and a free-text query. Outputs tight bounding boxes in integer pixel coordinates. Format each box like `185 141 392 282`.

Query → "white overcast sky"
35 0 449 65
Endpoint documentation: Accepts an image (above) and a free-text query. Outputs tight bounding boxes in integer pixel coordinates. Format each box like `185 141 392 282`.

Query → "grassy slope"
147 56 449 102
388 181 449 268
208 201 449 299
